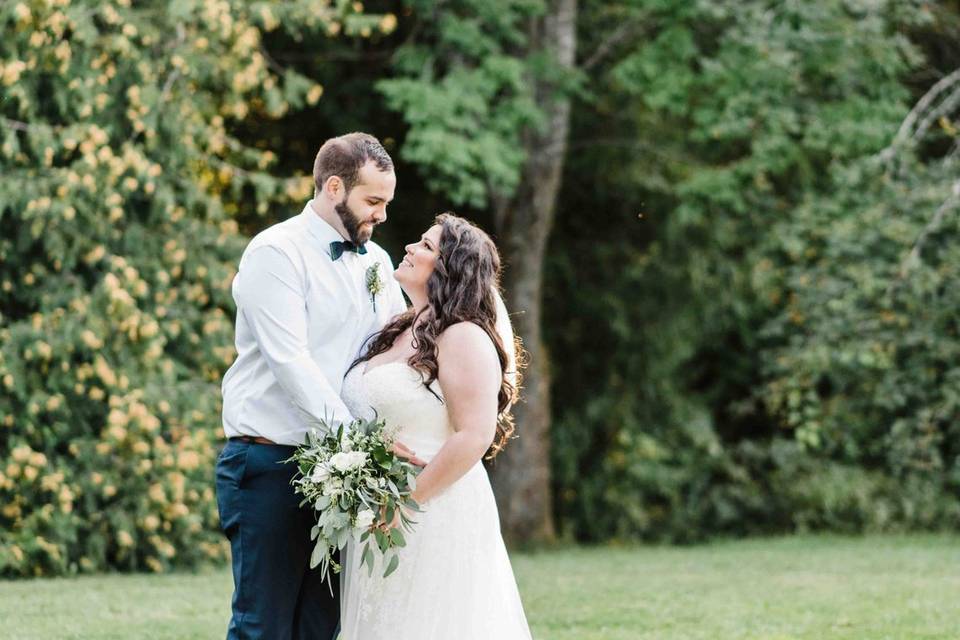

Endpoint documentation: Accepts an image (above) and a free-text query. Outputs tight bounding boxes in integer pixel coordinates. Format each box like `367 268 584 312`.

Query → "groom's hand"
390 441 426 467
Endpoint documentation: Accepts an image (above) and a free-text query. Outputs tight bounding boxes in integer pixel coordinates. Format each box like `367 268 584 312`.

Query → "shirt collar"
302 200 350 250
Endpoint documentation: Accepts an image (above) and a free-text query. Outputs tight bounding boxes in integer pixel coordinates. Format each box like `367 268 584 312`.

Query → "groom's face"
337 161 396 245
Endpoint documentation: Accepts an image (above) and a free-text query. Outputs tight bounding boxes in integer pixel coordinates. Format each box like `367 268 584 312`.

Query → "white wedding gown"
337 361 532 640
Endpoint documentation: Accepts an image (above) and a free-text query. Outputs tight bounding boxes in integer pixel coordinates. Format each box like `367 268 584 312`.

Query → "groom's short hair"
313 133 393 195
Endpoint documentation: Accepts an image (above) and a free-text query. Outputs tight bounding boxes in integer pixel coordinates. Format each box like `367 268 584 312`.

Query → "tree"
486 0 576 544
377 0 576 543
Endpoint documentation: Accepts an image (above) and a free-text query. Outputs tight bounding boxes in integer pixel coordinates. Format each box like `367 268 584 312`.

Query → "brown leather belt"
229 435 277 445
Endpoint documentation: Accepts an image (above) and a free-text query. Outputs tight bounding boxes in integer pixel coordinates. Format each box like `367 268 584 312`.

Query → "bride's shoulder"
436 322 498 370
437 321 490 343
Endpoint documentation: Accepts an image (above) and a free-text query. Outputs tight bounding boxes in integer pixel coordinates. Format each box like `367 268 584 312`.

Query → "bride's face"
394 224 442 291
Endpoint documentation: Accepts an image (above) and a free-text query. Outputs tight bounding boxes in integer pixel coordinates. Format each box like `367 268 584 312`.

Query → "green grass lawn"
1 535 957 639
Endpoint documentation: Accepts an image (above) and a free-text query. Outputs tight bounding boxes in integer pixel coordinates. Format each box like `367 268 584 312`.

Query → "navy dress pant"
215 440 339 640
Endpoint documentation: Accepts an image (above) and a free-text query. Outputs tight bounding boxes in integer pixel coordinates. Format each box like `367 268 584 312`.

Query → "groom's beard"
336 197 374 245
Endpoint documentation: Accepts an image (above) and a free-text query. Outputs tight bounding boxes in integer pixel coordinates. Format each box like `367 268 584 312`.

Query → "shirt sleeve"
235 245 354 429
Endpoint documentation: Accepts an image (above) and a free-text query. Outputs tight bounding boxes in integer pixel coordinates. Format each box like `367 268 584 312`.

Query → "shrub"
0 0 389 576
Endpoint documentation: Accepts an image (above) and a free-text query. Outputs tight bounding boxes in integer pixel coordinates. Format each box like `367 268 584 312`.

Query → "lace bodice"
341 361 453 462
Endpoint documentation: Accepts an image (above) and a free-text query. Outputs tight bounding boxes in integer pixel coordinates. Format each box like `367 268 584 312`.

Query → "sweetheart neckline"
362 359 415 378
359 360 444 401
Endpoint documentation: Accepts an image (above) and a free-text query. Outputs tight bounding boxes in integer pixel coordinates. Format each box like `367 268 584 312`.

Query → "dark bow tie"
329 240 368 261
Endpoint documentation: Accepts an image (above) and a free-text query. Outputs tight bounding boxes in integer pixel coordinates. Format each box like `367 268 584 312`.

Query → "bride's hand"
390 441 427 467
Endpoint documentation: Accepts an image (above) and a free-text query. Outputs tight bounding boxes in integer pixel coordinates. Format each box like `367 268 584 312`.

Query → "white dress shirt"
221 201 408 445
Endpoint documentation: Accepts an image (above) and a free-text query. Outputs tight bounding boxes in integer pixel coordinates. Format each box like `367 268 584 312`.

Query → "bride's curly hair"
351 213 524 459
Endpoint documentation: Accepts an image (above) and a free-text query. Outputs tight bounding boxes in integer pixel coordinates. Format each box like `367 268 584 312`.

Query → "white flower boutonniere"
366 263 383 312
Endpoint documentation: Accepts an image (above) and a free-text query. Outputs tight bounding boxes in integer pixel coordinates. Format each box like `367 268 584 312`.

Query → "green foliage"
0 0 390 576
550 0 960 542
377 0 545 207
758 132 960 487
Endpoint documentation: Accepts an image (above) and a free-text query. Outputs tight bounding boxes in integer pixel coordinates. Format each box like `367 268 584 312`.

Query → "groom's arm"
235 245 354 430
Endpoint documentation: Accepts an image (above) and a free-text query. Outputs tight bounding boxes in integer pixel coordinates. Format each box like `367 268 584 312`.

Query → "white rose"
329 452 350 472
355 508 375 529
330 451 368 472
349 451 369 469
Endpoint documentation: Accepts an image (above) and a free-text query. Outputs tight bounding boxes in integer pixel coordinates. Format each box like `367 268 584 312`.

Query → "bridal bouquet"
288 417 421 588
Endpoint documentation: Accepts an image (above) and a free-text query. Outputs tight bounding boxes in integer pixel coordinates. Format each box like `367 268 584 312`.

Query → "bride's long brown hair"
351 213 523 459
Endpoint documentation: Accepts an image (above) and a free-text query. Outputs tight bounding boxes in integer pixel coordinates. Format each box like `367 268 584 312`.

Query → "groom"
215 132 417 639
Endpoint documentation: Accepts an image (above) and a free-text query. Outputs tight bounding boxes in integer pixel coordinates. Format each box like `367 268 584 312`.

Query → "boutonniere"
365 263 383 312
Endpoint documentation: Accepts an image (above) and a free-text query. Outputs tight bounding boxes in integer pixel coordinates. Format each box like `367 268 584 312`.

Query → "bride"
337 213 533 639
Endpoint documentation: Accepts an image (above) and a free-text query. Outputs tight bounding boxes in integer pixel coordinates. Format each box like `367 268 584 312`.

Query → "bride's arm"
409 322 501 505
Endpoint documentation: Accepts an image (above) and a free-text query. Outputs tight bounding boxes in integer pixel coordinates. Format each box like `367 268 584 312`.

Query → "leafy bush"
0 0 391 576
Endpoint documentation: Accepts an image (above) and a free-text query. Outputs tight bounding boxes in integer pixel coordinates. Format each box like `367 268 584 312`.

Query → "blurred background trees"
550 0 960 542
2 0 959 575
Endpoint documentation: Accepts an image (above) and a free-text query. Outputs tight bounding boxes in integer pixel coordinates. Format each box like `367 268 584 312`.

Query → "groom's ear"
323 175 344 200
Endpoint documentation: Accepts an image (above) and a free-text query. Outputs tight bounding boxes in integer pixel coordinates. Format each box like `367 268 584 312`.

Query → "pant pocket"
215 442 249 534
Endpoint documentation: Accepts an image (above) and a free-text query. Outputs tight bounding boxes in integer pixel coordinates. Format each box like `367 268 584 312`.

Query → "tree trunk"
488 0 576 546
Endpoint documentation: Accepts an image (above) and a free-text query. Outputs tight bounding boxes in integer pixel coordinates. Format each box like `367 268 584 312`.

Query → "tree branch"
578 19 645 72
896 67 960 142
160 24 187 102
912 85 960 144
259 43 288 75
889 179 960 293
0 117 36 133
880 66 960 165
